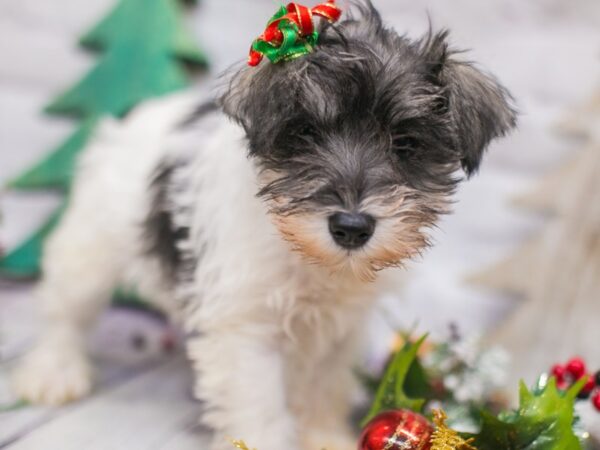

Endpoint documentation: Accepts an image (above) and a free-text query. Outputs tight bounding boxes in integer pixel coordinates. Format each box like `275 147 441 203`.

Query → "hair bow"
248 0 342 67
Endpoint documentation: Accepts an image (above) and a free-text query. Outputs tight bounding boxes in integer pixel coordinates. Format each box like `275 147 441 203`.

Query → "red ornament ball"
566 357 586 379
551 364 566 382
592 391 600 412
359 410 433 450
581 376 596 396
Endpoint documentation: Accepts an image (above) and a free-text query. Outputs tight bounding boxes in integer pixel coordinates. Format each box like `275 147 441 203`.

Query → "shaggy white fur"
12 91 390 450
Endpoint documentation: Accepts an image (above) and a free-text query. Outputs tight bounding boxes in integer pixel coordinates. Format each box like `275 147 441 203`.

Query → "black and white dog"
13 2 516 449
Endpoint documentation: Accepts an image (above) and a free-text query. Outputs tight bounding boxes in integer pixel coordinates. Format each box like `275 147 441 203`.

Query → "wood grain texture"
6 357 208 450
0 303 193 447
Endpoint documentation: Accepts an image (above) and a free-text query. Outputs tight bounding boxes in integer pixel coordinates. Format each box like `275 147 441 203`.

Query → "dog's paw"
12 345 93 406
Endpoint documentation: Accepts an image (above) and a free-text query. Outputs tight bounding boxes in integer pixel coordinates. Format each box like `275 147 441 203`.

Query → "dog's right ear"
220 63 293 131
219 65 255 131
219 63 300 154
420 31 517 176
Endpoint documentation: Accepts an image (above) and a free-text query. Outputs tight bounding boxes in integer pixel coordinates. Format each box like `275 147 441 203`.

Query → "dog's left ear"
421 31 517 175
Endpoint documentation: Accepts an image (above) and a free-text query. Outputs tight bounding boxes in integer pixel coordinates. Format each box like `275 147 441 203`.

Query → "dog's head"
220 1 516 281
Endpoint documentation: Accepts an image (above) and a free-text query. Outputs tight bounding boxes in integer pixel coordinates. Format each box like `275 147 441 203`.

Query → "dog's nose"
328 212 375 249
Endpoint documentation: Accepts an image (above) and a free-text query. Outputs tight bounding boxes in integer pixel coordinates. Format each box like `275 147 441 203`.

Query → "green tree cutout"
1 0 207 278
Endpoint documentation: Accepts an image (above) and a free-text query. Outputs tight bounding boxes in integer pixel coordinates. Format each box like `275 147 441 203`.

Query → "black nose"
328 212 375 249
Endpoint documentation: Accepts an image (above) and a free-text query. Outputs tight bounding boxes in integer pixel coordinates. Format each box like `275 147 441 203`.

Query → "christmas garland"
233 334 598 450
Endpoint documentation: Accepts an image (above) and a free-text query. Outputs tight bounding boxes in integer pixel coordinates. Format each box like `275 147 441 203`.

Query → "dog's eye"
392 136 419 158
296 124 317 139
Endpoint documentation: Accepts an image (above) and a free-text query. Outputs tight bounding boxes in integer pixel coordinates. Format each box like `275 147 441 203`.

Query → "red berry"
551 364 566 382
583 376 596 392
557 379 569 391
566 357 586 379
578 376 596 399
592 391 600 412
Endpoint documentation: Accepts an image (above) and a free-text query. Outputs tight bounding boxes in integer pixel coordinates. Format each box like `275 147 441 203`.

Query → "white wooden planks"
5 357 209 450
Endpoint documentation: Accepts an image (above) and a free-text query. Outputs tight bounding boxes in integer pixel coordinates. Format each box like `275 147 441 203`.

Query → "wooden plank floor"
2 0 600 448
5 358 207 450
0 284 210 449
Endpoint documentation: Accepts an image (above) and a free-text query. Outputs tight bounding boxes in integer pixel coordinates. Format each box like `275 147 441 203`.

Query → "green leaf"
8 118 98 190
361 335 427 426
472 377 585 450
0 207 64 279
404 356 432 400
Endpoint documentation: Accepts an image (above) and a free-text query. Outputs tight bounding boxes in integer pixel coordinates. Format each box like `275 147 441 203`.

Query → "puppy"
12 2 516 449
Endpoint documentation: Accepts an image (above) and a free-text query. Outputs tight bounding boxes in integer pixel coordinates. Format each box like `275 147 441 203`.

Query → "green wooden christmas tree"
1 0 207 278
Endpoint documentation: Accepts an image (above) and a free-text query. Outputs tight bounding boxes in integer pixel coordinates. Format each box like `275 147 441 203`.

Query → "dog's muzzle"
328 212 375 249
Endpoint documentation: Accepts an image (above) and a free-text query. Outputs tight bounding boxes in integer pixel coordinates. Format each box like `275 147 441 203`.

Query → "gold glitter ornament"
430 410 477 450
231 439 255 450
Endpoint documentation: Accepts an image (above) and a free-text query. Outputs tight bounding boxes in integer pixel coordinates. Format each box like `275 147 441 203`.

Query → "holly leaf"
471 377 585 450
361 335 427 426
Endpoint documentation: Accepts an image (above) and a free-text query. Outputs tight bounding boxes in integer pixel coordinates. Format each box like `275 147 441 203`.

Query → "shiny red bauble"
581 376 596 396
359 410 433 450
566 357 586 379
593 391 600 412
551 364 566 382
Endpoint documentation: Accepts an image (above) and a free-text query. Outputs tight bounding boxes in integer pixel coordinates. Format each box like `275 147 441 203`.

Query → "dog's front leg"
295 335 359 450
188 328 299 450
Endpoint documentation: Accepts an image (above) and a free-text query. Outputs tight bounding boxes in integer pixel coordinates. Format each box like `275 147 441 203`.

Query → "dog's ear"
219 63 301 154
219 65 255 131
219 64 294 133
421 31 517 175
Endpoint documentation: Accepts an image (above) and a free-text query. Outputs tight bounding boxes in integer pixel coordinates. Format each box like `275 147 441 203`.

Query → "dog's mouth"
268 209 427 282
261 180 449 281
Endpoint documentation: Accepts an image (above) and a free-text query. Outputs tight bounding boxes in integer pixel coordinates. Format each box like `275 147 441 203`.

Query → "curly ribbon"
248 0 342 66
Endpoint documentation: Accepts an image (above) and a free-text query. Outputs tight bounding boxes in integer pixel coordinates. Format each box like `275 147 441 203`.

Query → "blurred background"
1 0 599 447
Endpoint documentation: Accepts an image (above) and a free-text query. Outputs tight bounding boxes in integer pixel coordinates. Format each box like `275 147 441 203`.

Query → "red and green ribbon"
248 0 342 67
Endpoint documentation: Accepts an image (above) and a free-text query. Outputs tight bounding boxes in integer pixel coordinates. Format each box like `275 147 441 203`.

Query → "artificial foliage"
226 334 591 450
364 336 589 450
1 0 206 278
362 335 428 425
471 378 585 450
